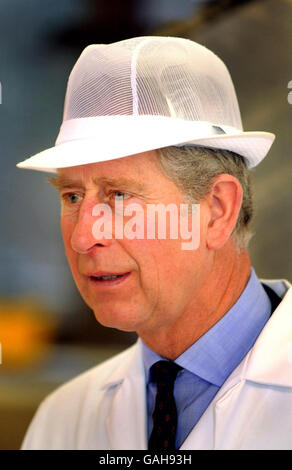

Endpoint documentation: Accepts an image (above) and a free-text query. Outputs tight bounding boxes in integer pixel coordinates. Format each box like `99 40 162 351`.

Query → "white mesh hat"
17 36 275 173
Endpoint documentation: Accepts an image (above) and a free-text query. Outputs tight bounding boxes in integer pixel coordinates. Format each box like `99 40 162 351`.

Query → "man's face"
56 150 208 337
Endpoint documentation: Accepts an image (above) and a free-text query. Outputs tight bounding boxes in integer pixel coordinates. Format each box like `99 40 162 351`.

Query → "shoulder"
21 342 138 449
43 342 137 402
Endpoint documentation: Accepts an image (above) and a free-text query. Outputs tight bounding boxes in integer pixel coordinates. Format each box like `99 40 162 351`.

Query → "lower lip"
89 272 131 287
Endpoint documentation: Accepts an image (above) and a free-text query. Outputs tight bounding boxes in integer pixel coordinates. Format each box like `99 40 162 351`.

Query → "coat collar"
208 280 292 393
243 281 292 387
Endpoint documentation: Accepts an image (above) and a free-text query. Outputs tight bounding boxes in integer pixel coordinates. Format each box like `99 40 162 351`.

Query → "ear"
205 174 243 250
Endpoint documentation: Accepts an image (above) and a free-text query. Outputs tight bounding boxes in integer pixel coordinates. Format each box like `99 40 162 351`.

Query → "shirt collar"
140 267 272 387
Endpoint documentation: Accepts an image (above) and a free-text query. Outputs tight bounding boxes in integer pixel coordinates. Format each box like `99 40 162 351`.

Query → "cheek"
61 217 70 247
130 238 185 287
60 217 77 266
152 238 205 289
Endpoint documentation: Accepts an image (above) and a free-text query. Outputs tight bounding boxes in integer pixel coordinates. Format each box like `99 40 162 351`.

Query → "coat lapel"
180 353 248 449
105 341 148 449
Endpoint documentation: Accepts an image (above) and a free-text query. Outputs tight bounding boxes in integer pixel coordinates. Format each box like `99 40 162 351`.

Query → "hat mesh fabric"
63 36 243 130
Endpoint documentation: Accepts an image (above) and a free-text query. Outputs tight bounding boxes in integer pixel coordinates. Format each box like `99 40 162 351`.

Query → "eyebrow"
48 175 147 193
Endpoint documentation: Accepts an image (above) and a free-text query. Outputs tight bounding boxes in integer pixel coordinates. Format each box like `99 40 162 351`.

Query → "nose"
70 199 113 254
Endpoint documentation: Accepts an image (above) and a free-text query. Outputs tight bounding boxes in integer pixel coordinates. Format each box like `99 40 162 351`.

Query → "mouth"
88 272 131 287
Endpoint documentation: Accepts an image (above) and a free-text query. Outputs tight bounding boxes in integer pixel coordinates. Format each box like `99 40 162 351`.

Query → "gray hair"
156 146 254 251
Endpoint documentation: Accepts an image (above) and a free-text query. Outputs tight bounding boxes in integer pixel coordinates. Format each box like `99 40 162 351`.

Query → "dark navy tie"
148 360 182 451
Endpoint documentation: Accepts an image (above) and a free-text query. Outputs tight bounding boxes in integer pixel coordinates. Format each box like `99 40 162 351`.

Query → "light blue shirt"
141 267 272 449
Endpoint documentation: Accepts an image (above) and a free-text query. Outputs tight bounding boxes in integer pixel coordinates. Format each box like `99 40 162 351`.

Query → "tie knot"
150 360 182 388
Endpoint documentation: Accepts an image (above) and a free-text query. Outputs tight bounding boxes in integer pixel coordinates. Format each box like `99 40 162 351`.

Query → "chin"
91 307 144 333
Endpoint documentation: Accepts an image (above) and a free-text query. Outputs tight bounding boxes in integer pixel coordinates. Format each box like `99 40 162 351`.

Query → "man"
17 36 291 450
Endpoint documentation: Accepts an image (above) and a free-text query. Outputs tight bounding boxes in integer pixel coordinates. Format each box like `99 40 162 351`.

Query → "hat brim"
16 116 275 172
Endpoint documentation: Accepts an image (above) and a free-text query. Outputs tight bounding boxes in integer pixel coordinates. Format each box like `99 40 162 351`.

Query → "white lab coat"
21 279 292 450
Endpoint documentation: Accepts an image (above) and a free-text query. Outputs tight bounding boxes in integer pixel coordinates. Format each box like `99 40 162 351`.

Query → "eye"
62 192 83 204
111 191 131 201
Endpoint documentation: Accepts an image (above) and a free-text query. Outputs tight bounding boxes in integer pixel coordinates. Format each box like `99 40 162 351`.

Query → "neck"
139 242 251 360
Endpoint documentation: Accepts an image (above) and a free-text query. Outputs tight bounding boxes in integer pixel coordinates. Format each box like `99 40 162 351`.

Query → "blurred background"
0 0 291 449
